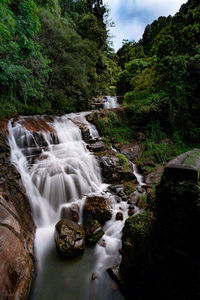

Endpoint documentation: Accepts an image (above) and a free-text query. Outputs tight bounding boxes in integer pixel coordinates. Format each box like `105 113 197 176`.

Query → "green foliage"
0 0 113 117
144 165 155 173
124 182 136 195
117 153 128 168
124 211 153 245
137 194 147 210
184 150 200 167
116 0 200 147
145 121 166 142
141 141 178 164
95 111 135 143
78 13 107 48
0 0 50 116
37 8 94 111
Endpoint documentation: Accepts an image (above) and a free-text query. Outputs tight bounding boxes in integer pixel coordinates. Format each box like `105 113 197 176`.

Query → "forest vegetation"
116 0 200 155
0 0 200 155
0 0 119 116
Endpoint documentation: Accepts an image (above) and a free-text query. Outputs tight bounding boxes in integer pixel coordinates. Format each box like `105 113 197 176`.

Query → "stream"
8 96 144 300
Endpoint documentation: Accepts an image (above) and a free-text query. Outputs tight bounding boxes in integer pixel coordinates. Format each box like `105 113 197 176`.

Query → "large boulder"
55 219 85 258
99 155 136 183
119 211 153 298
87 141 106 152
83 195 112 225
60 204 80 223
85 220 104 244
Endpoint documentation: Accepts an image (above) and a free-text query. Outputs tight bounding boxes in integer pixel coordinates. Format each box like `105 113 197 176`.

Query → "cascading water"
104 96 120 109
8 113 133 300
8 108 145 299
8 114 102 228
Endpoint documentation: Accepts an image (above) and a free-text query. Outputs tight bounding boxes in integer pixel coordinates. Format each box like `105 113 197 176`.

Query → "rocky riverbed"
1 102 196 300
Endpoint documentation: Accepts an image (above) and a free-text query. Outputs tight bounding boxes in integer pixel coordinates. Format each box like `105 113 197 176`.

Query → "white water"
104 96 120 109
8 114 102 228
132 163 145 186
8 112 144 299
8 114 129 270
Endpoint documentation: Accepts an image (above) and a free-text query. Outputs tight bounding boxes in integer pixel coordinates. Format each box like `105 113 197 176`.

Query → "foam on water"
104 96 120 109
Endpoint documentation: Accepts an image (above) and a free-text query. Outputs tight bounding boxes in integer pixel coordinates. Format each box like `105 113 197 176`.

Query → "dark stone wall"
119 160 200 300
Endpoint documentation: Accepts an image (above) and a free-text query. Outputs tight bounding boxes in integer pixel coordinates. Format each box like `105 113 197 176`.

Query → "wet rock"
0 120 8 136
0 133 35 300
115 196 121 203
81 126 91 143
70 117 93 143
60 204 80 223
122 195 128 202
137 187 145 193
141 184 152 190
99 156 135 183
20 117 54 133
98 239 106 248
115 141 145 161
128 208 136 216
108 185 123 193
55 219 85 258
92 103 104 110
107 265 122 286
118 191 124 197
87 141 106 153
85 220 104 244
83 195 112 225
116 187 124 194
145 166 164 185
116 212 123 221
127 194 138 205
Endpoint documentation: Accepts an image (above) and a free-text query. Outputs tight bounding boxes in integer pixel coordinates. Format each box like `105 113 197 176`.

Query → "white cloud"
105 0 187 51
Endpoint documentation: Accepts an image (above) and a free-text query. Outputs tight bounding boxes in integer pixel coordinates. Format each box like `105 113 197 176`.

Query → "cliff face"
151 165 200 299
120 155 200 299
0 124 35 300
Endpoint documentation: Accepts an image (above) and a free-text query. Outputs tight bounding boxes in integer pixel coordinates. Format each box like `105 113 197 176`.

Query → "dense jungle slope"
0 0 119 117
116 0 200 152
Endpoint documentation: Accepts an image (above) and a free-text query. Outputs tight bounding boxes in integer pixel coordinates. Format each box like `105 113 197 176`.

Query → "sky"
105 0 188 51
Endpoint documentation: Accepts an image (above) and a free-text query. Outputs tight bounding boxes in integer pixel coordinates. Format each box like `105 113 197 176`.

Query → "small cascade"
95 160 145 272
132 163 145 186
104 96 120 109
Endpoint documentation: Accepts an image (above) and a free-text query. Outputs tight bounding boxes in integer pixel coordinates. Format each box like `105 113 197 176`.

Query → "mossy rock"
83 195 112 225
85 220 104 244
55 219 85 258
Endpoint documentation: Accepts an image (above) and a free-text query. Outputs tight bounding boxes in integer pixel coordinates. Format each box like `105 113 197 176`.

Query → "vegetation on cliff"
116 0 200 153
0 0 119 116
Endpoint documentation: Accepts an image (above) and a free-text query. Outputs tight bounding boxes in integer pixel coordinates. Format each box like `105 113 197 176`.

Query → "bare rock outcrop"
0 126 35 300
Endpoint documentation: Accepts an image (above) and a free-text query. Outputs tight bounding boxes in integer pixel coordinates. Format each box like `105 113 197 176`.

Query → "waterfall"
8 114 102 228
8 112 144 299
104 96 120 109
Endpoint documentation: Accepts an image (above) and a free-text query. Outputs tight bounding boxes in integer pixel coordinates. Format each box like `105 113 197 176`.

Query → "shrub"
117 153 128 168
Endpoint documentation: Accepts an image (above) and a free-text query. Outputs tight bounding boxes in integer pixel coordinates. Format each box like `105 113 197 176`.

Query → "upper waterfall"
104 96 120 109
